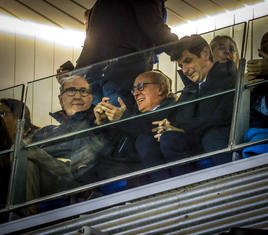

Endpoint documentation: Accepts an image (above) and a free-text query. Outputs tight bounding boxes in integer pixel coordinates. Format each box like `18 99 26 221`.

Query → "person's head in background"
59 76 93 116
132 70 174 113
0 98 38 143
171 34 214 83
210 35 239 69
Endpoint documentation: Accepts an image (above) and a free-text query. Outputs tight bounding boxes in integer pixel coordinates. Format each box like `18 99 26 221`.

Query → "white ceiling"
0 0 264 31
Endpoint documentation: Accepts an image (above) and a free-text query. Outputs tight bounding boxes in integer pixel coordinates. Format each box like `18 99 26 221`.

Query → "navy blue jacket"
173 61 237 145
32 107 113 181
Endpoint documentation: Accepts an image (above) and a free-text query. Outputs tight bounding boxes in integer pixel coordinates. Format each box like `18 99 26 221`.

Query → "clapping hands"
94 97 126 125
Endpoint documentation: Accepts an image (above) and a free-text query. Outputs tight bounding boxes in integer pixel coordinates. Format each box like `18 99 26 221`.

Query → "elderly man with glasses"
25 75 113 205
94 70 196 182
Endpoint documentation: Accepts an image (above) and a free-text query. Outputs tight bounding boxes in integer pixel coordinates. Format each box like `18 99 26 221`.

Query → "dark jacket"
118 95 178 137
76 0 178 89
76 0 177 69
32 107 111 181
173 61 237 144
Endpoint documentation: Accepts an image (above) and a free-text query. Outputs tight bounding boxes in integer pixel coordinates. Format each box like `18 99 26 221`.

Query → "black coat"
173 61 237 143
76 0 178 89
76 0 177 68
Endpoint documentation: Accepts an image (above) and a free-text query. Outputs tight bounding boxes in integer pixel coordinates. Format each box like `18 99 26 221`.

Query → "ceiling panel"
0 0 265 31
185 0 224 15
243 0 265 4
166 8 186 26
0 0 55 26
166 0 203 20
45 0 85 23
72 0 96 9
209 0 242 10
18 0 84 29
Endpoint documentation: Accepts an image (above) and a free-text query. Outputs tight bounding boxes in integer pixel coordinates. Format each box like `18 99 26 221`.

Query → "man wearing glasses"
26 75 111 203
94 70 195 181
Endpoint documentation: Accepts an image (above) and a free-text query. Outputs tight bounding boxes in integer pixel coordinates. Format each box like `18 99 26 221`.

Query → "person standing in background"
76 0 178 109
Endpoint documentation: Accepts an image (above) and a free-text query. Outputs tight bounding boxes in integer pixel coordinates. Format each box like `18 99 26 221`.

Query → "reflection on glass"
242 30 268 158
15 37 238 211
0 85 25 209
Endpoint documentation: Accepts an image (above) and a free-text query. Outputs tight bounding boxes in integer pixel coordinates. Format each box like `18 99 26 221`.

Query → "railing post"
229 58 249 149
6 119 25 219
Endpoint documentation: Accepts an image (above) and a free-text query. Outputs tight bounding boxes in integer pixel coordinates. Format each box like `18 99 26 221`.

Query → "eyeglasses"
131 82 159 95
61 87 91 97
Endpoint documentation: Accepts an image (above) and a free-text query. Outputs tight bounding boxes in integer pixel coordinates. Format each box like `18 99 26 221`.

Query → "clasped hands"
152 118 184 142
94 97 126 125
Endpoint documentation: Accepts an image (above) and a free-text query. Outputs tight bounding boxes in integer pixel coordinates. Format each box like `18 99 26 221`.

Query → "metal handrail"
1 135 267 214
25 88 235 148
3 73 267 213
0 149 13 157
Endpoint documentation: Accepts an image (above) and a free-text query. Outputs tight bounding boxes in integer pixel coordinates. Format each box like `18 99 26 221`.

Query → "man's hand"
99 97 126 122
93 102 107 126
93 97 126 125
245 50 268 84
152 118 184 142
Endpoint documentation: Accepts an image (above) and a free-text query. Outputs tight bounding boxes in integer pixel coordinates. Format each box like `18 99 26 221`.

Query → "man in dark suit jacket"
162 34 237 167
76 0 178 109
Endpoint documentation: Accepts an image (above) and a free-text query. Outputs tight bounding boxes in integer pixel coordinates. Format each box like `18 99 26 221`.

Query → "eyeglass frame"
60 87 91 97
131 82 160 95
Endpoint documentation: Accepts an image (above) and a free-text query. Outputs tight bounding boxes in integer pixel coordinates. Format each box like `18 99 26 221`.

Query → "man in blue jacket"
26 75 111 201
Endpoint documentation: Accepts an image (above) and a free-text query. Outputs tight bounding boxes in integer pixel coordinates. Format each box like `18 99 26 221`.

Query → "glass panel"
0 84 24 153
241 16 268 158
0 84 24 210
252 15 268 59
8 36 239 211
233 23 246 58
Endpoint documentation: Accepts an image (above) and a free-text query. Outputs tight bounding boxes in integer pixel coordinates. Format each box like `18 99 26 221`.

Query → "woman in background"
210 35 240 69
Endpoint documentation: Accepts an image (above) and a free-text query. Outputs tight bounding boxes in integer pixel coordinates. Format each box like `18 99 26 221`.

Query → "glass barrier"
0 18 266 227
6 37 239 211
0 84 24 210
241 16 268 159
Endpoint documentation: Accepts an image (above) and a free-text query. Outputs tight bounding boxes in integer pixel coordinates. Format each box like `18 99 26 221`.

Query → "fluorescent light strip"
0 0 267 47
0 14 85 48
171 0 268 37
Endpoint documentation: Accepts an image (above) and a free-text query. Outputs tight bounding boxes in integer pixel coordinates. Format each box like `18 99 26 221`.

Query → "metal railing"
0 20 268 234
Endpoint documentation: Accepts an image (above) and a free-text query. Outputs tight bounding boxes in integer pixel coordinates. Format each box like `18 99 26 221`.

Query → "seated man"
166 34 237 166
94 70 194 181
25 75 111 202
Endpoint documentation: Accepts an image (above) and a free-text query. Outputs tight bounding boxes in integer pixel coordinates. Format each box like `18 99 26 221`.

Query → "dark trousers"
135 131 197 182
201 127 232 166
